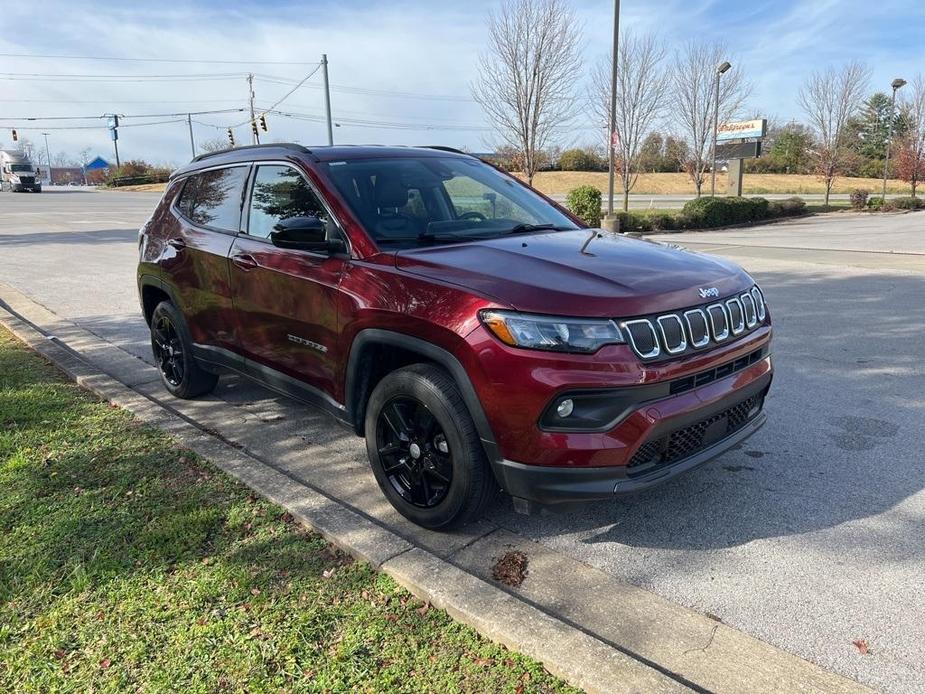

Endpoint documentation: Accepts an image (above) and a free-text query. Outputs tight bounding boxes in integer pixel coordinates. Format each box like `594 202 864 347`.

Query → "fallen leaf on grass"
416 601 430 616
99 658 112 670
472 656 492 667
853 639 870 655
250 587 261 596
322 568 336 579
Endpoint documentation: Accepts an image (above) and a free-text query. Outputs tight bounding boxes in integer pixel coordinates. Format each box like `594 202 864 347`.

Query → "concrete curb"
0 282 874 694
0 298 684 694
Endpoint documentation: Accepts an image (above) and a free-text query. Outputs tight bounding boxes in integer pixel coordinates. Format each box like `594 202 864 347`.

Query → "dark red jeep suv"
137 144 772 528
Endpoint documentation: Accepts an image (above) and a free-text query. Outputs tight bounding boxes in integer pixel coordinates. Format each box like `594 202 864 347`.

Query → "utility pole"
247 73 260 145
322 54 334 146
107 114 122 168
187 113 196 158
605 0 620 219
42 132 52 185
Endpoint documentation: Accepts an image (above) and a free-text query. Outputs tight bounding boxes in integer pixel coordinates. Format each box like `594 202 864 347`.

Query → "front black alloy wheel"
377 396 454 508
149 301 218 398
365 364 497 529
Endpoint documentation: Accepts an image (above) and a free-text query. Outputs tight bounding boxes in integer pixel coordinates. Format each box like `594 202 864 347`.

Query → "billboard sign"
715 141 761 160
717 119 766 142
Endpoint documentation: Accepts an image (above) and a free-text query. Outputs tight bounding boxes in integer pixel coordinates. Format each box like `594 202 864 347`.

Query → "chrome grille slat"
619 286 767 361
707 303 730 341
726 297 745 335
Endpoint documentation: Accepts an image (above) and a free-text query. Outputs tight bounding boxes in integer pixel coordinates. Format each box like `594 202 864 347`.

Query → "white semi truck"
0 150 42 192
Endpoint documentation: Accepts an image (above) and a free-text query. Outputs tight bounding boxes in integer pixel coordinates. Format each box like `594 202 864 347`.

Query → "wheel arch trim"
345 329 501 464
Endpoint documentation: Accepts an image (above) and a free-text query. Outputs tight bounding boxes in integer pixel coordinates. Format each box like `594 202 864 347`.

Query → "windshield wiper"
505 223 571 234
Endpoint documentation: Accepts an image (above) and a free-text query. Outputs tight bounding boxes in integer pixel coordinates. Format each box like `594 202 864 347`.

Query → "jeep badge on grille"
699 287 720 299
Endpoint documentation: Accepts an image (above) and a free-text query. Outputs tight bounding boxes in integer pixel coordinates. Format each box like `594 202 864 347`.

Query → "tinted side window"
247 165 333 239
179 166 248 231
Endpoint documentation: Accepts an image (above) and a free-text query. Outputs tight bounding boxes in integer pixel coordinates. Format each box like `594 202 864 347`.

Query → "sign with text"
715 141 761 160
717 119 766 142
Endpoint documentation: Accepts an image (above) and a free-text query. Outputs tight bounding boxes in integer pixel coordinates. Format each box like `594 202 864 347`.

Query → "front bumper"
493 368 772 505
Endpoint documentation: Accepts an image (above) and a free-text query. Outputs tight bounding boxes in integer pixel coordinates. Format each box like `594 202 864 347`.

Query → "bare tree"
895 74 925 197
199 138 230 154
670 41 751 197
472 0 582 186
799 61 870 206
590 33 668 210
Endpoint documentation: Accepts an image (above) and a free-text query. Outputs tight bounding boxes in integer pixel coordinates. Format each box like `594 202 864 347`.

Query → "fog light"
556 398 574 418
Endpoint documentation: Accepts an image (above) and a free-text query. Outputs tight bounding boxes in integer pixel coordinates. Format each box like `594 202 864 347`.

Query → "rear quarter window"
175 166 248 232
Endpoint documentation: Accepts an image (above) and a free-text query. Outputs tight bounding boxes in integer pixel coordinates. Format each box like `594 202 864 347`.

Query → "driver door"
229 163 347 398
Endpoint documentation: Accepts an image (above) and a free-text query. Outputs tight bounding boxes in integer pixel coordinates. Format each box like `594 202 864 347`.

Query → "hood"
394 230 753 317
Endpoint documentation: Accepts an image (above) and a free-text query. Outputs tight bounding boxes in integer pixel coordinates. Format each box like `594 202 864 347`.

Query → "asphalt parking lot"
1 188 923 692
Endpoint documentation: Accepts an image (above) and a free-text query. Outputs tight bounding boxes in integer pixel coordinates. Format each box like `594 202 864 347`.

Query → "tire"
149 300 218 398
365 364 497 529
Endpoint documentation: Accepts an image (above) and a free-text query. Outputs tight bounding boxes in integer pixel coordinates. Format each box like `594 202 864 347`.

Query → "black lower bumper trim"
494 373 771 505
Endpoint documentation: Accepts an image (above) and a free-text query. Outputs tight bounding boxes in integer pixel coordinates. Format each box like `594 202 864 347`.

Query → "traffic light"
227 128 235 147
259 114 268 132
11 129 17 142
251 120 259 138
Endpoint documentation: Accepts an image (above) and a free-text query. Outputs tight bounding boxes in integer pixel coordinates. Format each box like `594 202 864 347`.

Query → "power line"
0 52 321 66
0 108 247 121
0 72 245 83
264 107 492 132
254 74 476 102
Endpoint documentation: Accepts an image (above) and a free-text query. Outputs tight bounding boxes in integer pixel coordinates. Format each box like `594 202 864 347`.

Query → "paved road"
2 188 923 692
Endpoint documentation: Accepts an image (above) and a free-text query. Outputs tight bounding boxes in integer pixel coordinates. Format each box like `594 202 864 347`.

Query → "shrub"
849 189 869 210
558 148 605 171
891 196 925 210
565 185 602 227
778 197 807 216
647 213 678 231
867 196 884 210
681 196 772 228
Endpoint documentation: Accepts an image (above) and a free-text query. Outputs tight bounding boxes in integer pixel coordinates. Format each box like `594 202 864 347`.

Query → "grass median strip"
0 327 578 693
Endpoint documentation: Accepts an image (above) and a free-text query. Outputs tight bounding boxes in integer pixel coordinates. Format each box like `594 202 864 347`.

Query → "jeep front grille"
620 286 766 362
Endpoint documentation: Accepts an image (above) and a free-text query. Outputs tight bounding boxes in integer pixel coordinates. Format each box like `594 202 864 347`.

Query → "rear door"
229 163 348 399
164 165 249 353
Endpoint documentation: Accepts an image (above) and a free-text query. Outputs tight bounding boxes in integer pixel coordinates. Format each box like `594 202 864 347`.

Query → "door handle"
167 237 187 250
231 253 258 271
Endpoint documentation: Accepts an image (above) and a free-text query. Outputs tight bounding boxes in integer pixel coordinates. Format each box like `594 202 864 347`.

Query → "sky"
1 0 923 167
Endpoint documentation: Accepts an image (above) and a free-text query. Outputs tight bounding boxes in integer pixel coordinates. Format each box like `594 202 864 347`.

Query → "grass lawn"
0 327 577 694
523 171 912 197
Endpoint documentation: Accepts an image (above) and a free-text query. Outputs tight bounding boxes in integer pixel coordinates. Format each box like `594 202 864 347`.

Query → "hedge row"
868 196 924 211
588 196 807 233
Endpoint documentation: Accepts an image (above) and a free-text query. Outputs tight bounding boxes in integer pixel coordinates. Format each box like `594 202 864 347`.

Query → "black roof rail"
422 146 473 157
191 142 313 163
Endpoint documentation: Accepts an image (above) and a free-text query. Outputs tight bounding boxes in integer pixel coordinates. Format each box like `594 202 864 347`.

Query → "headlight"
480 310 624 354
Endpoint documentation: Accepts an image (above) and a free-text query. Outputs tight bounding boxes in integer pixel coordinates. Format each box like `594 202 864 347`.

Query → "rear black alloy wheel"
377 396 453 508
152 313 185 387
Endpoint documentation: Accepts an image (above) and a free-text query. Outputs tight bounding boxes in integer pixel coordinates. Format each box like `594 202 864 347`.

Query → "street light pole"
41 132 52 185
606 0 620 217
882 77 906 200
321 54 334 146
711 61 732 197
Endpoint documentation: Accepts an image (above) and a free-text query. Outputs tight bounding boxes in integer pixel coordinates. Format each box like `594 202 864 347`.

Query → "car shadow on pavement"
493 268 925 556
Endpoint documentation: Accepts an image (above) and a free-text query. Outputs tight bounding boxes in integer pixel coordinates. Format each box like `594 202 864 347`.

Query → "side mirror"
269 216 346 254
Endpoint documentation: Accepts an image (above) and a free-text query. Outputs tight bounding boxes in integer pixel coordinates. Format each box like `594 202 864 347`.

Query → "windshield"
324 156 579 249
10 164 33 173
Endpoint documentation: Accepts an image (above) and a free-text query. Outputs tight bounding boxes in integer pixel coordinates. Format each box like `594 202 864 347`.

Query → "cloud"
1 0 923 164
